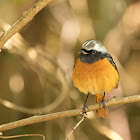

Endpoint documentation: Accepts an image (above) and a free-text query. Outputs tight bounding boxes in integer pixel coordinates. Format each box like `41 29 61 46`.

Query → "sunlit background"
0 0 140 140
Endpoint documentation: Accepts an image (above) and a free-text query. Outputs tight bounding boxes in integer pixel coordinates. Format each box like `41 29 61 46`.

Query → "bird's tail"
96 92 108 119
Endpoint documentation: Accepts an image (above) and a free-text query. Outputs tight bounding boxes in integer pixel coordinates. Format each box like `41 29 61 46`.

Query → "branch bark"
0 95 140 132
0 134 45 140
0 0 52 49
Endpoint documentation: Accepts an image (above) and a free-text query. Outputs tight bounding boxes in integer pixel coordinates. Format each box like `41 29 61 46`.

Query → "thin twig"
0 133 45 139
65 114 86 140
0 95 139 132
0 0 52 49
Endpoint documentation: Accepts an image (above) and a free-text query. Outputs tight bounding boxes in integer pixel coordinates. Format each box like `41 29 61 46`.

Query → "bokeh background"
0 0 140 140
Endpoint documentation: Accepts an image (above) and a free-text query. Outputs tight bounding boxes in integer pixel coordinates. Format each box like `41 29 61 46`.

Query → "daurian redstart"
72 39 119 118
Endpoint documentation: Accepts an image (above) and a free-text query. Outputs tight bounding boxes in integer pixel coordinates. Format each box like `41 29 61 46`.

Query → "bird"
72 39 119 118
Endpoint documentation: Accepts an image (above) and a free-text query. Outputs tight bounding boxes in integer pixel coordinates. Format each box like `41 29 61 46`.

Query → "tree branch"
0 95 140 132
0 134 45 140
65 114 86 140
0 0 52 49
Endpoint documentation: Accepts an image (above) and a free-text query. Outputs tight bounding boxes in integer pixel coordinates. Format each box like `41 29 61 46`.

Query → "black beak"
78 50 88 54
78 50 84 54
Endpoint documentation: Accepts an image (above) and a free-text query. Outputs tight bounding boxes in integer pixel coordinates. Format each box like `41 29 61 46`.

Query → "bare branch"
0 95 139 132
0 0 52 49
65 114 86 140
0 133 45 140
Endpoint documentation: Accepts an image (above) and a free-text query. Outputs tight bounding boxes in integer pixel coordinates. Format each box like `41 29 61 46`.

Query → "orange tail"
96 92 108 119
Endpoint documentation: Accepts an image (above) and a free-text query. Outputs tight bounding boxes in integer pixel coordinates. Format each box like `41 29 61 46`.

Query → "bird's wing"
106 53 119 74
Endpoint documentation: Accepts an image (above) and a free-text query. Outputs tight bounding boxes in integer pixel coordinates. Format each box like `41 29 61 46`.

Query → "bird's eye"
92 50 96 54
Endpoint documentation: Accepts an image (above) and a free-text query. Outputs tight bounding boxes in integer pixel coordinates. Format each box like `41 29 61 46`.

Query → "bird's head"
79 39 107 55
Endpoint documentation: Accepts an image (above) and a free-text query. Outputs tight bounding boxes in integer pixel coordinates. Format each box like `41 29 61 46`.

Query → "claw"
82 103 89 115
99 92 106 110
82 93 90 115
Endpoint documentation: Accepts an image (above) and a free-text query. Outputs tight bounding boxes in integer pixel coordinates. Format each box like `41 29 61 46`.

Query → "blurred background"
0 0 140 140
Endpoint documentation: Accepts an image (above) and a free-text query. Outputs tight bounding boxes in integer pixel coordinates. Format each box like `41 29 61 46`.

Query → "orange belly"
72 58 119 95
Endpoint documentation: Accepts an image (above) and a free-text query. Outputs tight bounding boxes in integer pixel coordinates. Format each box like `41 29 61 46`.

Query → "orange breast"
72 58 119 95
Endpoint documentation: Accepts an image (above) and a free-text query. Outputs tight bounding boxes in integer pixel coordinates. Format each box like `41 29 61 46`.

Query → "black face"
79 49 107 64
81 49 96 54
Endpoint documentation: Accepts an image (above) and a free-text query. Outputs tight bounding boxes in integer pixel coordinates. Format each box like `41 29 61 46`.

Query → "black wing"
106 53 119 74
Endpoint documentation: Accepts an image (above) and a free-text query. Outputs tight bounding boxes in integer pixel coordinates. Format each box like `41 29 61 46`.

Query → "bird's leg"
82 93 90 114
99 92 106 110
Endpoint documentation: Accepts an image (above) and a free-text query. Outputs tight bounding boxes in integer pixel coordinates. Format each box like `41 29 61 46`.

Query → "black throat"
79 52 108 64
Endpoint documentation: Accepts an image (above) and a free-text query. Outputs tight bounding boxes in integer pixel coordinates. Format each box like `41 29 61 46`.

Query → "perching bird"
72 39 119 118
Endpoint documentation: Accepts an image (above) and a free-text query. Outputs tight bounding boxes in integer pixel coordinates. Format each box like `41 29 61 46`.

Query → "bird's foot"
82 103 89 115
99 92 106 110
